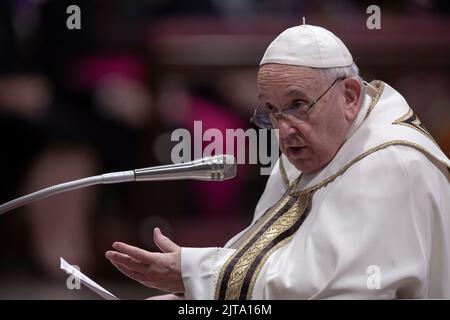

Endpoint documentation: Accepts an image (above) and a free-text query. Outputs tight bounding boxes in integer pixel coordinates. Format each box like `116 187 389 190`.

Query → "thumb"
153 228 180 253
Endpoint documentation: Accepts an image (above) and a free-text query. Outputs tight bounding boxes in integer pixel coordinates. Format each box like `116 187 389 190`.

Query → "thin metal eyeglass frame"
250 76 345 129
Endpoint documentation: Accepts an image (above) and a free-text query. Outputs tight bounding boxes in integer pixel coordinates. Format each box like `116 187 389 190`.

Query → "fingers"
111 242 158 265
105 250 148 274
112 260 148 284
153 228 180 253
106 240 184 293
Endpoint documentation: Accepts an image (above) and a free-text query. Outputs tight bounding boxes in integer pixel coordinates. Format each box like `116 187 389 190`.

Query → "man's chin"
288 157 321 174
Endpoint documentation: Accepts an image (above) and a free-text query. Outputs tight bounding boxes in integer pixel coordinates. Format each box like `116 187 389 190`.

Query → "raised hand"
105 228 184 293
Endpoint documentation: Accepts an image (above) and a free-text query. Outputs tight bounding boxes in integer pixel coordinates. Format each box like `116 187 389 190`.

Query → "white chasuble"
181 81 450 299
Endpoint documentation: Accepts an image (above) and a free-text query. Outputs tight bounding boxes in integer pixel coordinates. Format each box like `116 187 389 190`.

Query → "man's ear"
342 77 362 121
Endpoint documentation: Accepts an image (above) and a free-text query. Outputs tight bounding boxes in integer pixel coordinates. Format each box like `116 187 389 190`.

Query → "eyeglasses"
250 76 345 129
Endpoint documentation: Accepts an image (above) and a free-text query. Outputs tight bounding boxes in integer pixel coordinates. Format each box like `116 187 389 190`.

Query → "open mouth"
287 146 308 158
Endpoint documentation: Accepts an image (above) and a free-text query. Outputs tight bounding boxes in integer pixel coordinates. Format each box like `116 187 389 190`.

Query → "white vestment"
181 81 450 299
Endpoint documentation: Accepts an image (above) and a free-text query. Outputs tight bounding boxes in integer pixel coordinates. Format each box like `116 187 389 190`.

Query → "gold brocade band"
214 179 314 300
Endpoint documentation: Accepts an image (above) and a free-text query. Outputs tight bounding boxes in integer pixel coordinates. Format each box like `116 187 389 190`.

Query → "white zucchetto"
260 24 353 68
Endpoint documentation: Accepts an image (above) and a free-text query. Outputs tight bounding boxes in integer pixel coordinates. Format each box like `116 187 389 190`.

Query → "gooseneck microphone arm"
0 155 236 216
0 172 135 216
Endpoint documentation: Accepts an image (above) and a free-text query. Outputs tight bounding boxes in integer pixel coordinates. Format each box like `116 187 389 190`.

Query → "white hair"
316 62 366 106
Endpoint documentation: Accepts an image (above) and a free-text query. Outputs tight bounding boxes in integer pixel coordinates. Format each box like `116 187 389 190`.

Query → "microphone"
134 154 236 182
0 154 236 215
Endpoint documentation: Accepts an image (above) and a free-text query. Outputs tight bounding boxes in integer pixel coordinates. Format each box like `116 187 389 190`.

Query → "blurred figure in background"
0 0 154 279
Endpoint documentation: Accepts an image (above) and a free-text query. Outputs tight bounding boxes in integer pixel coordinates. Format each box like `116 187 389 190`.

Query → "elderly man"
105 24 450 299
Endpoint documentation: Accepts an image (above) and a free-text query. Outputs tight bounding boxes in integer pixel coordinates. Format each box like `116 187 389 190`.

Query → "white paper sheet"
60 257 119 300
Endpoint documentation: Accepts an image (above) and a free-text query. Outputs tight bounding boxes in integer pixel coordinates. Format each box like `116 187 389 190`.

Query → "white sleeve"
181 247 235 299
253 145 449 299
180 157 294 299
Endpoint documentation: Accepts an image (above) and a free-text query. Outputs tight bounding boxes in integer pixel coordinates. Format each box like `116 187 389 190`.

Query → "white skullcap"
260 24 353 68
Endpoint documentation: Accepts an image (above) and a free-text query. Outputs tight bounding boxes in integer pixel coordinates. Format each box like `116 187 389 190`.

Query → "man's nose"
277 118 297 139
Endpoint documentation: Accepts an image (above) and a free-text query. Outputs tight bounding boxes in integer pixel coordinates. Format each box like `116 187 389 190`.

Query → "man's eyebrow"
285 87 309 98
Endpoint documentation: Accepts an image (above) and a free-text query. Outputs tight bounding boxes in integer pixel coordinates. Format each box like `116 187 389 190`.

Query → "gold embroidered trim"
294 140 450 196
279 156 290 188
246 235 295 299
364 80 384 120
214 178 300 299
218 189 313 300
225 200 302 299
246 191 314 299
392 107 440 148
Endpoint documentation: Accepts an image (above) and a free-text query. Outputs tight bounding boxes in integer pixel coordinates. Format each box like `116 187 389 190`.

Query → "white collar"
346 92 371 140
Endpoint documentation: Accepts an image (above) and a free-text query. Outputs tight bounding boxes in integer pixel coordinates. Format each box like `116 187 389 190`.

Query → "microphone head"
208 154 236 181
134 154 237 182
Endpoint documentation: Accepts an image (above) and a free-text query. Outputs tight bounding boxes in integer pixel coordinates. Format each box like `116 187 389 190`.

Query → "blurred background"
0 0 449 299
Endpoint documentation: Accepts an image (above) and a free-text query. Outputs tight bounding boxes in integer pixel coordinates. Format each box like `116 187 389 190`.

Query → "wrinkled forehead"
257 64 323 97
